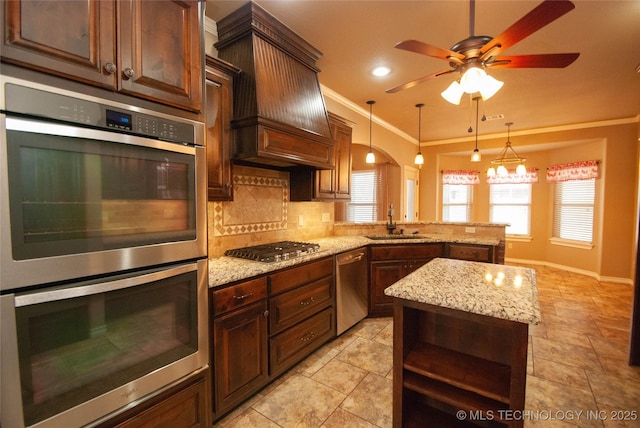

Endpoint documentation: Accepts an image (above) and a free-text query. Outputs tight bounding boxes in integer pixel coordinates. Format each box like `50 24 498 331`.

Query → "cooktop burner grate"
224 241 320 263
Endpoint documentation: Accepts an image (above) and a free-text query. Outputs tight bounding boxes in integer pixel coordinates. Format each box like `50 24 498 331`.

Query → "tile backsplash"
207 165 334 257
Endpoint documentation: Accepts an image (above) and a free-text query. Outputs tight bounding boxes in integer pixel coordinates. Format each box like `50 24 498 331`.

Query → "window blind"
553 178 595 242
442 184 472 222
347 171 377 222
489 183 532 235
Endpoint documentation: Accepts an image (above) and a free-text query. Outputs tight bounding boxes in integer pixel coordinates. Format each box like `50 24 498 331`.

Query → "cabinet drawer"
269 257 333 295
212 277 267 316
448 244 492 262
269 307 335 376
369 244 444 261
269 276 333 335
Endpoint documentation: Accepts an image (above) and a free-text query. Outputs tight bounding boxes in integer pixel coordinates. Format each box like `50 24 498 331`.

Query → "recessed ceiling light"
372 66 391 77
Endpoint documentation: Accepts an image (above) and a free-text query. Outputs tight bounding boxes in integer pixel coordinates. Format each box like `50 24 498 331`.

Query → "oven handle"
14 262 198 307
5 116 196 155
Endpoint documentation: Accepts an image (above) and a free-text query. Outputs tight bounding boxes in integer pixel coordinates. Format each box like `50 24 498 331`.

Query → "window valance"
486 168 539 184
441 170 480 185
546 160 599 182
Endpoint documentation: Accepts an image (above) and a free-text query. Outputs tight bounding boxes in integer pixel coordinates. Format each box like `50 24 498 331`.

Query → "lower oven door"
0 259 208 428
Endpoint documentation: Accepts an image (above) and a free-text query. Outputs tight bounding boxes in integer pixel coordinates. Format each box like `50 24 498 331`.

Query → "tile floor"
214 264 640 427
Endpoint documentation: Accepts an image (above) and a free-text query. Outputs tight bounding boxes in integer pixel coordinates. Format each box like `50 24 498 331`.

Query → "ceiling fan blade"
395 40 465 62
480 0 576 59
487 53 580 68
386 70 455 94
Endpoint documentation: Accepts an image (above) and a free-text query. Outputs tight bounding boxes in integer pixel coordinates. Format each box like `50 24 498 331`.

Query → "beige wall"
422 122 639 283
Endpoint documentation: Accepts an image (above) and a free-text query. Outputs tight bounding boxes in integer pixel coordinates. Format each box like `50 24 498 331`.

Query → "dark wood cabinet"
447 243 494 263
211 277 269 417
289 113 352 201
268 257 335 377
393 299 528 428
1 0 203 112
369 244 444 317
205 56 239 201
211 257 335 422
97 367 210 428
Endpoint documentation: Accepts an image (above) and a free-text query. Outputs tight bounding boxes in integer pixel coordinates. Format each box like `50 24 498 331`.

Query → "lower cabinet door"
213 300 268 414
269 307 335 377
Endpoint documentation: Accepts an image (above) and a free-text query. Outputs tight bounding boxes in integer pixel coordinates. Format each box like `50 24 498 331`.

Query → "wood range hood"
214 2 335 170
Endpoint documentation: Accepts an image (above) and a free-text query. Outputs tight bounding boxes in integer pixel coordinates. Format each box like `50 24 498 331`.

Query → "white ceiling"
205 0 640 143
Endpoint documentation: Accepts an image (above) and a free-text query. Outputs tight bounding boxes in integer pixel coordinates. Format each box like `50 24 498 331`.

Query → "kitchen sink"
366 234 428 240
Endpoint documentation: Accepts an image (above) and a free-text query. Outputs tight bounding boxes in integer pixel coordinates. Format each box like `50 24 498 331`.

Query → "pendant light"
366 100 376 164
487 122 526 177
470 96 481 162
414 103 425 167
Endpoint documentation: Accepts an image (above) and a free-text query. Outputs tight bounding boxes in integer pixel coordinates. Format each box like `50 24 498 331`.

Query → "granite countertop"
208 234 502 288
384 258 541 325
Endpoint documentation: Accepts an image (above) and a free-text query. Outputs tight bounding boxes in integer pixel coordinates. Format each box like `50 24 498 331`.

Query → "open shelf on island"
404 342 511 404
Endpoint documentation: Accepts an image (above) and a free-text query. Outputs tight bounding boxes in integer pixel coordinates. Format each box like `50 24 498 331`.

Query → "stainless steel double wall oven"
0 74 208 428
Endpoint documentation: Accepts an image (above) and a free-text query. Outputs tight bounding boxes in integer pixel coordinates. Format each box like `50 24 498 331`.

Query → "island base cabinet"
393 299 528 428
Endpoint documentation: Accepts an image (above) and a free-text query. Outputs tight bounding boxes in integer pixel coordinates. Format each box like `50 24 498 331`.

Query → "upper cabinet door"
1 0 116 87
118 0 202 112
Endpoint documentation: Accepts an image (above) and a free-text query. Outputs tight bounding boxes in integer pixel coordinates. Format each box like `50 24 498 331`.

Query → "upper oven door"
1 114 206 291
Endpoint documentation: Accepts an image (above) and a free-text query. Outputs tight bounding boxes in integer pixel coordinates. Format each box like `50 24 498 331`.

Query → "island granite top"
384 258 541 325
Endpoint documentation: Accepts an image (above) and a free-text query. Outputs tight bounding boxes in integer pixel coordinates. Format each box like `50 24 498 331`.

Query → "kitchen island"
384 258 540 428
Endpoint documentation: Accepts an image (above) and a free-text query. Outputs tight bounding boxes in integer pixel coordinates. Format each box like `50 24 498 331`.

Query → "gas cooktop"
224 241 321 263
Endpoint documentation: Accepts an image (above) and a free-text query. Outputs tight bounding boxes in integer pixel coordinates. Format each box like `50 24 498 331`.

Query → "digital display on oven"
106 109 133 130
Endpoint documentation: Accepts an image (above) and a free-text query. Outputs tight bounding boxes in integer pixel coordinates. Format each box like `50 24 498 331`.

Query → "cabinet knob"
263 310 270 318
123 67 135 79
104 62 117 74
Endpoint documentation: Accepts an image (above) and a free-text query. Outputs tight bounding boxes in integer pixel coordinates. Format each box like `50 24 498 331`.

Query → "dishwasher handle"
336 251 366 266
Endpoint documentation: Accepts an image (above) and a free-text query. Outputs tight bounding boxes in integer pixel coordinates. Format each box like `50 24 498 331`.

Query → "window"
553 178 595 242
490 183 532 235
347 171 377 222
442 184 472 222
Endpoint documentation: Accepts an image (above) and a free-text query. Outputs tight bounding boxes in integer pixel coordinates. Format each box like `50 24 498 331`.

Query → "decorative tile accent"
213 174 288 236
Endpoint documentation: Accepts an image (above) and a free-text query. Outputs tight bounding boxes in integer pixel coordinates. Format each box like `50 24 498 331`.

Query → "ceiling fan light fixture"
441 81 464 105
479 74 504 101
460 67 487 93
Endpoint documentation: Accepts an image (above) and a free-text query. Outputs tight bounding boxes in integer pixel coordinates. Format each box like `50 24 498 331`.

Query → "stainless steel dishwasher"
336 248 368 335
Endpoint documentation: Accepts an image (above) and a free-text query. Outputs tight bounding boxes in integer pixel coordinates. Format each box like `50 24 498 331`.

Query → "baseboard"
505 257 633 286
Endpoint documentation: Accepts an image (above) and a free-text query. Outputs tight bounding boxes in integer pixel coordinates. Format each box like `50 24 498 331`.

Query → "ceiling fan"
386 0 580 103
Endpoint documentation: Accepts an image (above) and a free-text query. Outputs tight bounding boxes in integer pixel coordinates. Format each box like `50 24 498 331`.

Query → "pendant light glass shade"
366 100 376 164
415 103 425 167
441 67 503 105
471 149 481 162
366 151 376 164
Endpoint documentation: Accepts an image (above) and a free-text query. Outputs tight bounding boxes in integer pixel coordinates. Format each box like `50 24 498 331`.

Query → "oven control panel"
4 83 196 145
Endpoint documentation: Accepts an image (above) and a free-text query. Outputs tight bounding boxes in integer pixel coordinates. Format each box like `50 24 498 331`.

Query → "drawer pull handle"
300 297 315 306
300 332 315 342
232 291 254 300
